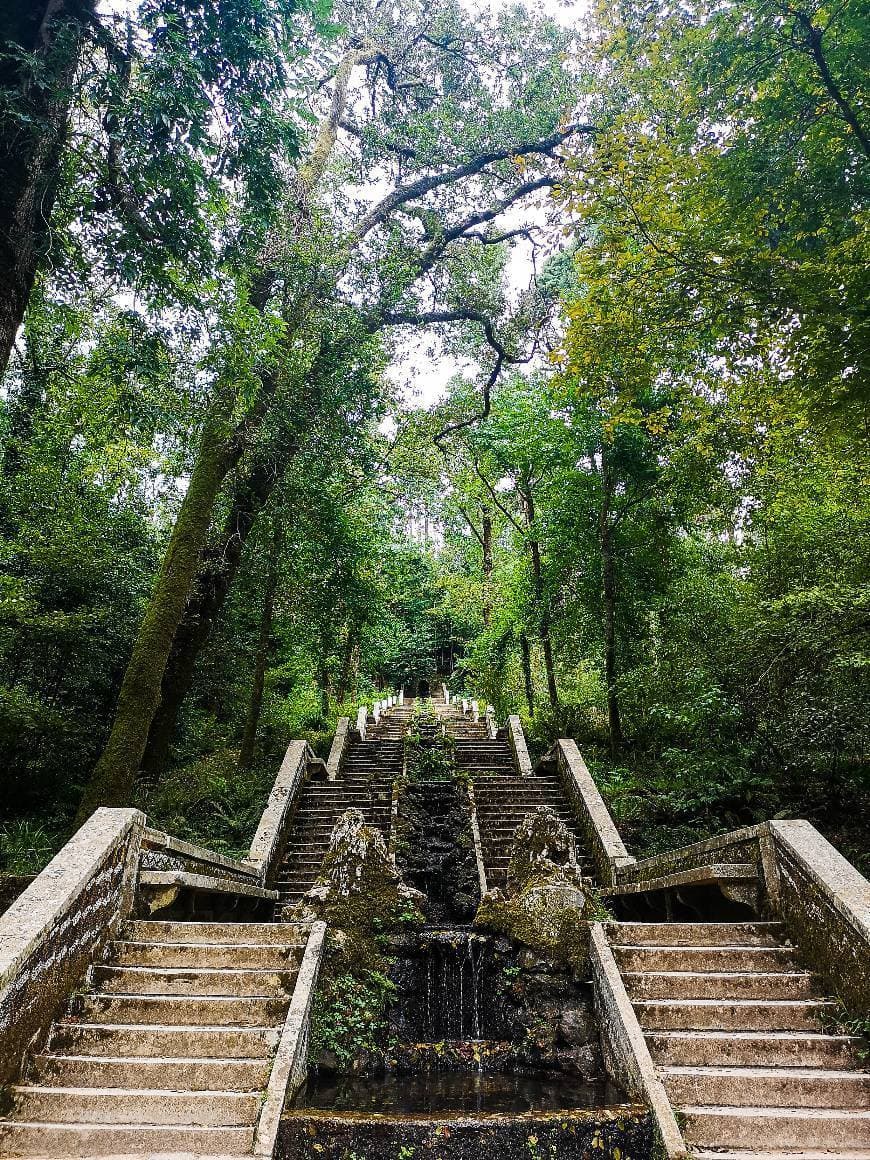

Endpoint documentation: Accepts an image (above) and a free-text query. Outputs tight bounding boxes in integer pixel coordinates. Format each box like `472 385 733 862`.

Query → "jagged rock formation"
475 806 592 964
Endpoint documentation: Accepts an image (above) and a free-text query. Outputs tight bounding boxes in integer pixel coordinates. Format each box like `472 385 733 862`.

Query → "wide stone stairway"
434 699 591 889
610 919 870 1158
0 919 310 1155
276 723 398 905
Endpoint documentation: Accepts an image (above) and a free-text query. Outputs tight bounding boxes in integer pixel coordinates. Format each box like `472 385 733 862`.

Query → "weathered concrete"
768 818 870 1015
506 714 533 777
253 920 327 1157
326 716 350 781
589 923 689 1159
279 1108 653 1160
246 740 313 881
0 808 144 1086
554 740 634 885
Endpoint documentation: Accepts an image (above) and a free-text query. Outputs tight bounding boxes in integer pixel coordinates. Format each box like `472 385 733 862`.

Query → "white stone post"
399 689 404 705
373 701 381 724
486 705 497 739
462 698 469 714
356 706 367 741
472 699 480 723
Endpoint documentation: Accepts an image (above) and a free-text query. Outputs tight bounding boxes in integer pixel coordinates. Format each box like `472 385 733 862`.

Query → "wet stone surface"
294 1069 627 1115
279 1107 654 1160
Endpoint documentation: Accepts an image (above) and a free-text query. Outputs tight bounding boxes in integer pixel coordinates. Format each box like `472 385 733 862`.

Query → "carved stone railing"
140 828 262 884
246 740 316 886
0 808 144 1085
253 920 327 1157
590 924 688 1159
550 740 634 886
507 714 533 777
326 716 350 781
766 819 870 1014
614 824 765 890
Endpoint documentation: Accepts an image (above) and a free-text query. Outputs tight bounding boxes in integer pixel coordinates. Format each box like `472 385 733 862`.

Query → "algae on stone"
475 806 592 968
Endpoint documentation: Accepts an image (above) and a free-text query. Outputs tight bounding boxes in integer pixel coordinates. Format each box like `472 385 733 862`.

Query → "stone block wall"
0 808 144 1085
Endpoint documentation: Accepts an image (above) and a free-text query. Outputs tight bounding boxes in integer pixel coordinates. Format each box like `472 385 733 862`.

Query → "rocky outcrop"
285 809 424 931
475 806 592 966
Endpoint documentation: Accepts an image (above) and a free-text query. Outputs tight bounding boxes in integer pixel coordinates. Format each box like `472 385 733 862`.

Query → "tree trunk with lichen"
520 631 535 716
598 445 622 758
238 522 281 772
76 401 248 821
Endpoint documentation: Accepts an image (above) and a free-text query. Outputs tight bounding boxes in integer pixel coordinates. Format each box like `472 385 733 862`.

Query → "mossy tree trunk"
76 401 249 820
238 520 281 772
598 445 623 758
519 481 559 716
519 631 535 716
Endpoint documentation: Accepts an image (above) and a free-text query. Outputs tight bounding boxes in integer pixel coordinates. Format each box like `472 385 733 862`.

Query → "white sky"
390 0 589 409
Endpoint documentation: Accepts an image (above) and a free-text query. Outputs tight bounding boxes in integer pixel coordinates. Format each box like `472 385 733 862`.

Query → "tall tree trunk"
336 628 357 703
481 509 493 627
519 631 535 716
598 446 622 758
520 483 559 716
75 400 250 820
138 433 297 782
237 522 281 772
318 660 330 719
0 1 92 379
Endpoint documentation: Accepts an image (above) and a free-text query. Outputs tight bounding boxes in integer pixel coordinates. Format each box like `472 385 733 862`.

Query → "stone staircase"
0 919 310 1156
473 773 592 889
609 920 870 1158
276 743 396 905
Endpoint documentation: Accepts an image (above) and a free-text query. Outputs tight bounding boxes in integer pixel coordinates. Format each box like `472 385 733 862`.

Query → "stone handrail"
507 714 533 777
551 740 634 886
0 808 144 1085
246 740 315 884
614 824 764 889
253 919 327 1157
590 924 688 1159
767 819 870 1014
326 716 350 781
140 827 261 883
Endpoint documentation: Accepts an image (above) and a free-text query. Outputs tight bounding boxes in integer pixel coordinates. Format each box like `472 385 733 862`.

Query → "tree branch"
351 124 591 242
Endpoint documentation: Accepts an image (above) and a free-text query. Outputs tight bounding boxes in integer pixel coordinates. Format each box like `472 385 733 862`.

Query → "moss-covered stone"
475 807 592 969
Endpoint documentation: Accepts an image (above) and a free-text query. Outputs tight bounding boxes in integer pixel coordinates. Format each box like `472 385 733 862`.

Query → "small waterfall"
411 927 499 1042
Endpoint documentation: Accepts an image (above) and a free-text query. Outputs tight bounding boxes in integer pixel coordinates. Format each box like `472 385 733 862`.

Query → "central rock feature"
476 806 593 964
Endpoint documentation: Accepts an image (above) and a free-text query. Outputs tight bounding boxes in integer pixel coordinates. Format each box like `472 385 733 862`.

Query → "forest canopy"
0 0 867 871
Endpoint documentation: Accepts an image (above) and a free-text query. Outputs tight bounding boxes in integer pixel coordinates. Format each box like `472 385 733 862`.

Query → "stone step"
690 1151 870 1159
7 1085 260 1126
31 1052 270 1090
664 1065 870 1108
106 940 301 970
681 1105 870 1149
47 1021 279 1058
90 964 297 997
0 1121 253 1155
634 998 835 1031
624 970 817 1001
646 1030 864 1069
121 921 303 945
614 945 798 972
607 922 787 947
79 993 286 1026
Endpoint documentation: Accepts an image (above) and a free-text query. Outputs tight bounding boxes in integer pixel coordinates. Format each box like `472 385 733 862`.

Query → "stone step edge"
53 1020 281 1035
680 1105 870 1118
689 1152 870 1159
650 1029 861 1042
663 1065 869 1079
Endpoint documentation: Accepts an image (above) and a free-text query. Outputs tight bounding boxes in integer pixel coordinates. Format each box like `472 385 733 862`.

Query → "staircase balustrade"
0 808 144 1086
